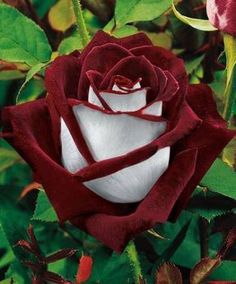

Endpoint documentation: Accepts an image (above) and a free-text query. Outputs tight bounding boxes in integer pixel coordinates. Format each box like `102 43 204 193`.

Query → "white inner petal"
88 86 104 109
84 147 170 203
142 101 163 116
60 118 88 173
73 104 166 161
100 88 147 112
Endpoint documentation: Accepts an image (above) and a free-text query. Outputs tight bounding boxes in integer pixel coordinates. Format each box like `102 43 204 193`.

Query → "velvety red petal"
100 55 159 102
117 32 153 49
171 84 236 217
0 99 132 219
130 46 187 96
45 55 94 164
187 84 228 127
79 30 153 63
77 43 132 100
207 0 236 36
1 99 60 169
71 148 198 252
157 71 179 102
45 55 81 100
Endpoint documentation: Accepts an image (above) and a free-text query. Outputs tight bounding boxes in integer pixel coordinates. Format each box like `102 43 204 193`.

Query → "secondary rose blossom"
207 0 236 36
1 31 235 252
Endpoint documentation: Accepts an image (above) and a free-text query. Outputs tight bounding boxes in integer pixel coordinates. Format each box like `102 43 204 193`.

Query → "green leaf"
172 1 217 32
104 19 138 37
0 148 21 173
89 249 133 284
222 34 236 120
0 185 32 282
5 260 28 284
148 211 235 280
0 3 52 66
210 260 236 281
16 62 47 103
185 55 204 75
146 32 172 50
58 31 83 55
125 242 142 284
112 25 138 38
0 70 25 80
0 225 14 268
48 0 75 32
0 247 14 268
0 279 13 284
32 191 58 222
154 219 191 269
201 159 236 200
222 138 236 167
187 187 236 222
112 0 172 29
16 78 45 105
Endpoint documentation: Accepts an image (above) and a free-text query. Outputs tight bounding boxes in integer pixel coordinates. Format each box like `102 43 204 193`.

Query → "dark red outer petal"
130 45 187 95
171 84 236 218
155 67 168 95
1 99 60 167
0 99 133 220
79 30 153 63
71 148 198 252
187 84 228 126
45 55 95 164
157 71 180 102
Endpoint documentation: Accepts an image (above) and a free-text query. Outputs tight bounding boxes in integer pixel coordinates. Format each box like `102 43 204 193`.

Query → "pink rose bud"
207 0 236 36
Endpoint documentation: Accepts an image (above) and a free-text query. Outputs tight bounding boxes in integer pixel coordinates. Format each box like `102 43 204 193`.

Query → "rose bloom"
207 0 236 36
1 31 235 252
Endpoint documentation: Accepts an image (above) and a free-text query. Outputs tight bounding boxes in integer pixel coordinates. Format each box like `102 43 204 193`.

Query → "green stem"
126 241 142 284
71 0 90 47
222 33 236 121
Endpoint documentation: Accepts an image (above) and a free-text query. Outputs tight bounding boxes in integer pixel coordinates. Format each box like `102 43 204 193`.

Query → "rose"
1 31 234 252
207 0 236 36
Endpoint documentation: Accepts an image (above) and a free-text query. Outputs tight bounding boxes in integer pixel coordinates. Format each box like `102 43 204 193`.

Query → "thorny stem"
126 241 142 284
71 0 90 47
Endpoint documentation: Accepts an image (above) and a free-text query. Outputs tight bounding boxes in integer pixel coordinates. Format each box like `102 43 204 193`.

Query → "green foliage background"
0 0 235 283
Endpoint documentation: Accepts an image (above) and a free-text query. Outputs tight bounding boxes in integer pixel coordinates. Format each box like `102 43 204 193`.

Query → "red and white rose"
1 31 234 251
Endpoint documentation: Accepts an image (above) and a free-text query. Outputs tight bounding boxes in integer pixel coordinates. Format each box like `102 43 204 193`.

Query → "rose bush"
1 31 234 252
207 0 236 36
